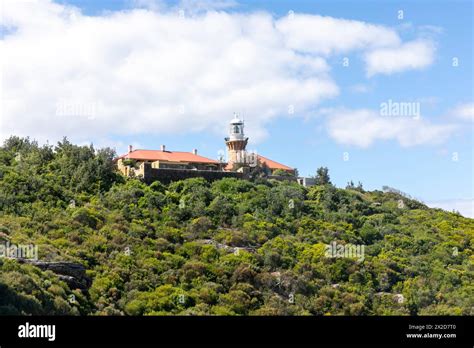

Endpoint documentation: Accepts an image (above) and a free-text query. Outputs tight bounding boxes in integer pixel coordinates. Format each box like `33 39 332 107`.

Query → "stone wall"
142 163 243 184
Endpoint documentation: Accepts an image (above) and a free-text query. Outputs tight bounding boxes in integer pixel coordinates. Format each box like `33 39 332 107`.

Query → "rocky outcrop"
375 292 405 304
196 239 256 253
17 259 92 290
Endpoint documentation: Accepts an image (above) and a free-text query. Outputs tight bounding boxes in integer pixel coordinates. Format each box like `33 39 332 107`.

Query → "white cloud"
178 0 238 13
427 199 474 219
276 14 400 55
0 1 340 144
324 108 456 148
131 0 167 11
131 0 237 13
365 40 435 77
0 1 440 146
450 103 474 122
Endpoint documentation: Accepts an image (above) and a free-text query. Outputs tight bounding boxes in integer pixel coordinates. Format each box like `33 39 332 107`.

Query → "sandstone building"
115 115 295 182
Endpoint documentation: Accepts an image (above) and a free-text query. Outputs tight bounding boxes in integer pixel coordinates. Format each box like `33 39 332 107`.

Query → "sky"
0 0 473 217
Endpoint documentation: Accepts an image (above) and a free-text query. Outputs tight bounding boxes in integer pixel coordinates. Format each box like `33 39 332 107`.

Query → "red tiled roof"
223 155 293 171
117 150 219 164
257 155 293 171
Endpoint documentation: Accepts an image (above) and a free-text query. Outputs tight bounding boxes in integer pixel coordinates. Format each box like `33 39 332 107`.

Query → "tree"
272 169 294 177
315 167 331 185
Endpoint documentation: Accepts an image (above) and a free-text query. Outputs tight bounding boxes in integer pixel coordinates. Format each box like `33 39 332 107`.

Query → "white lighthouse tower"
225 114 248 166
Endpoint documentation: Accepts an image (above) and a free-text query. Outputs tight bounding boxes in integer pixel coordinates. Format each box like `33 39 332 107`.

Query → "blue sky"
1 0 472 216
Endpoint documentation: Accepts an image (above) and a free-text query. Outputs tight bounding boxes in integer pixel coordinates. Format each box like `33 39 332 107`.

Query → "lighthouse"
225 114 248 167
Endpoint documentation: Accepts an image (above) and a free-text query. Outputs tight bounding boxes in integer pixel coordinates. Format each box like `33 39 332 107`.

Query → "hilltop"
0 137 472 316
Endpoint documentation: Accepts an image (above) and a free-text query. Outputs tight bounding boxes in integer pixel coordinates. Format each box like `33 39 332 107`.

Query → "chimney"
128 145 133 153
161 144 166 151
192 148 197 155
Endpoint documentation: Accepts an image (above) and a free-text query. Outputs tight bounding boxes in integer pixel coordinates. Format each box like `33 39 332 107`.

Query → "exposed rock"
16 259 92 290
393 293 405 303
375 292 405 304
196 239 256 253
270 271 281 278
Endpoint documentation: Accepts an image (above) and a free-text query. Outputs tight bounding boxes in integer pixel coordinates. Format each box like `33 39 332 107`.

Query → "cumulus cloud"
0 0 439 145
275 14 400 55
0 1 340 144
450 102 474 122
131 0 237 13
365 40 435 77
324 108 456 148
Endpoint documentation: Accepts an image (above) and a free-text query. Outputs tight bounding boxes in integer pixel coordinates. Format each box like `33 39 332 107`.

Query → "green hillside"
0 137 472 316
